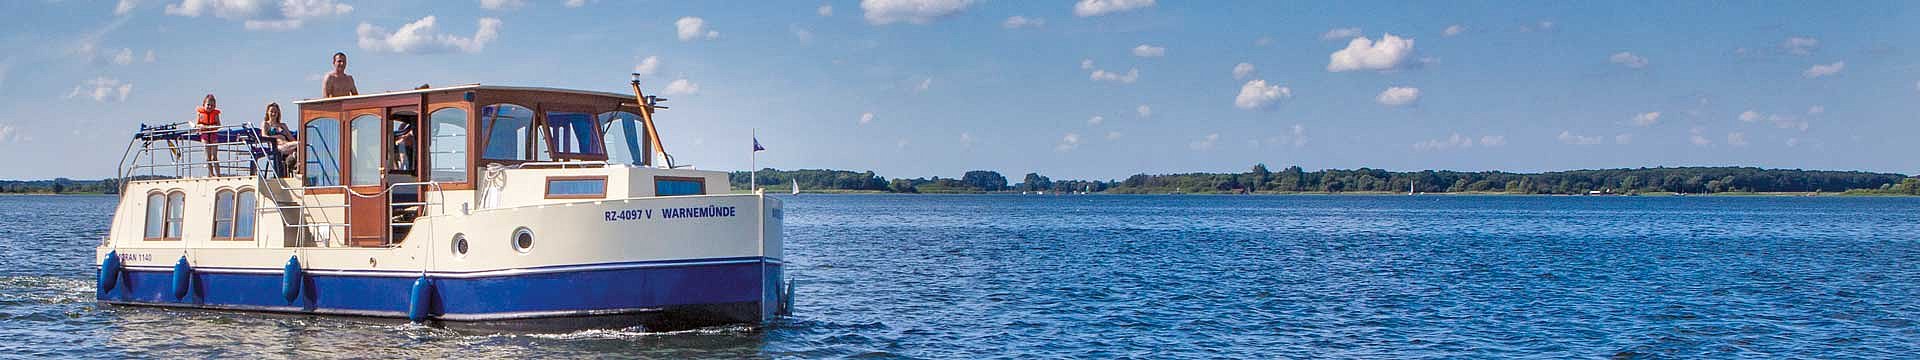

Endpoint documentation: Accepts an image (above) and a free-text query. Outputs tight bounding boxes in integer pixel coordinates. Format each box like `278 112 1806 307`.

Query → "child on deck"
196 94 222 176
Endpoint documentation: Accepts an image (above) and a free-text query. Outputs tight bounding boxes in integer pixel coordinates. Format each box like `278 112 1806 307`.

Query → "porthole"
512 227 534 254
450 233 469 258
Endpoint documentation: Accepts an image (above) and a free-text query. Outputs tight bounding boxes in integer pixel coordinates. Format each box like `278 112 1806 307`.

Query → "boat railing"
510 160 611 169
116 123 281 183
254 180 445 248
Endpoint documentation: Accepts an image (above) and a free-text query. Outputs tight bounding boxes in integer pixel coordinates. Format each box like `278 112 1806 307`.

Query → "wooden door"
344 109 389 247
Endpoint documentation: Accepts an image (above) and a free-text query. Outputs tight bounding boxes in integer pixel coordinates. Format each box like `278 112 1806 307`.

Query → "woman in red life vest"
196 94 222 176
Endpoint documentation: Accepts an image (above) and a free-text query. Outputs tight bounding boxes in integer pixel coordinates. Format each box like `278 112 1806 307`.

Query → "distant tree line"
0 178 122 194
1106 164 1911 194
731 165 1913 195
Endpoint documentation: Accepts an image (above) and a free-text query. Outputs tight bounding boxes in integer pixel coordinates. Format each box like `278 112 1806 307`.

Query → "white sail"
791 180 800 195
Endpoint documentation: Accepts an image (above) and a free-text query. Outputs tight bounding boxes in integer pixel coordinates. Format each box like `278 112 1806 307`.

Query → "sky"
1 1 1918 181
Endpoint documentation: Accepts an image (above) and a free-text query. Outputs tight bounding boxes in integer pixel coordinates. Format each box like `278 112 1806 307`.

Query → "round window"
451 233 469 258
512 227 534 254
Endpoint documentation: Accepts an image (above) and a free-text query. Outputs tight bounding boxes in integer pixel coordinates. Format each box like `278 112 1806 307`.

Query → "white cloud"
1002 16 1044 29
1557 131 1603 145
0 124 17 143
112 48 135 65
1131 44 1165 57
165 0 268 19
1320 27 1362 41
1056 133 1082 151
169 0 353 31
859 112 875 125
675 17 718 41
1266 124 1308 148
1614 133 1633 144
1786 138 1801 147
1738 110 1760 122
1782 36 1818 56
1327 33 1415 72
1413 133 1476 151
479 0 525 10
1234 79 1291 110
1087 115 1104 125
791 25 813 42
245 19 303 31
1631 112 1661 127
1480 135 1506 147
633 56 660 76
1443 24 1465 37
1079 59 1094 70
1690 134 1711 146
1771 114 1809 131
1609 51 1648 69
1189 133 1219 151
1803 61 1844 78
959 132 973 147
1522 20 1556 32
565 0 587 8
1074 0 1154 17
1726 132 1748 146
1106 131 1123 140
357 16 501 54
65 77 133 102
818 4 832 16
1807 105 1825 115
1254 36 1273 47
861 0 974 25
116 0 139 15
1231 62 1255 80
897 138 909 148
1089 68 1139 83
1134 104 1152 118
662 78 699 95
915 77 932 92
1376 86 1420 107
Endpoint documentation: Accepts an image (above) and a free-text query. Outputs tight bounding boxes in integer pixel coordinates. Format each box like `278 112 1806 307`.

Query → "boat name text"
604 205 738 222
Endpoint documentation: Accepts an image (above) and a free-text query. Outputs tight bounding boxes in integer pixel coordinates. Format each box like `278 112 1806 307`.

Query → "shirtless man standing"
323 52 359 98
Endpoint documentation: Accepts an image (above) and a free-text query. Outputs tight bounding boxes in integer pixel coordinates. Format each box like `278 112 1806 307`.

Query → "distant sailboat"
790 180 800 195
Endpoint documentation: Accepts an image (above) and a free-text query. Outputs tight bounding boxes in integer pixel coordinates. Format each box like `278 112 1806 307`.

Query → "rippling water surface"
2 194 1917 358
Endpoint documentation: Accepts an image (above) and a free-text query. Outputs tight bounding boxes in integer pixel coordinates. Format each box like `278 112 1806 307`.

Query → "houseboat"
94 76 789 331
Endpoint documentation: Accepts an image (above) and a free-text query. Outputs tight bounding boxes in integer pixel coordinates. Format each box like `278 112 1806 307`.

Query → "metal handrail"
255 180 445 248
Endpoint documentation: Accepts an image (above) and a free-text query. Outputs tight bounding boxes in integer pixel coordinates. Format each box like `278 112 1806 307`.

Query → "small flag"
753 137 765 152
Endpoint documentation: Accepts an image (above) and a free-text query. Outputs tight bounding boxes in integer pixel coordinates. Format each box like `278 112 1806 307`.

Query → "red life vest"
196 106 222 127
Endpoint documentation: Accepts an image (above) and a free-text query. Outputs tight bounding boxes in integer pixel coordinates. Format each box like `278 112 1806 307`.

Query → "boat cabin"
290 85 670 246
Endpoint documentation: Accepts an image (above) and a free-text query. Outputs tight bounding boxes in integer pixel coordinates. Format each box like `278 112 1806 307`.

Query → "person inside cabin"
195 94 222 176
322 52 359 98
261 103 300 178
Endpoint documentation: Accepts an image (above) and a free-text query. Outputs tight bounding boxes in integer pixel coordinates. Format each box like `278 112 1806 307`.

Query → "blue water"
2 194 1917 358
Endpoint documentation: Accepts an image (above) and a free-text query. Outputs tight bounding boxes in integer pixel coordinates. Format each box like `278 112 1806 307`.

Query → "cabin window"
599 111 646 165
546 176 607 199
655 176 706 196
349 115 383 186
545 112 605 158
480 104 534 161
235 189 256 239
304 117 342 186
214 189 235 238
143 192 166 239
428 108 469 182
212 188 256 240
165 191 186 239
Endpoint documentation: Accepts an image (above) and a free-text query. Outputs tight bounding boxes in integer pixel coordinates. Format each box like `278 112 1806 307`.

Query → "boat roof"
292 84 633 105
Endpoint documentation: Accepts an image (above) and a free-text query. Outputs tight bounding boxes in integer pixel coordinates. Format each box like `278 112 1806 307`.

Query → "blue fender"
281 256 303 302
407 276 434 322
170 256 192 300
98 251 121 293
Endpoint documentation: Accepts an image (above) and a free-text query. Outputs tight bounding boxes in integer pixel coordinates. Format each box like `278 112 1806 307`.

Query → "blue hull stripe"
116 256 783 279
99 258 782 322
